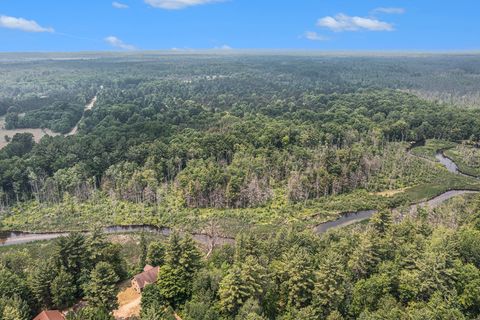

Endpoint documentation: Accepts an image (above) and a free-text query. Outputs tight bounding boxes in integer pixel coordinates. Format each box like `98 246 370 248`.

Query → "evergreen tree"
146 241 166 267
179 235 203 284
85 228 108 267
312 251 349 317
164 232 182 267
84 262 119 311
370 210 392 235
275 248 314 311
155 232 203 308
0 296 30 320
141 284 166 314
139 233 148 270
55 233 88 286
65 307 115 320
51 268 77 309
219 264 247 315
235 298 265 320
29 260 58 308
234 234 259 261
348 231 381 279
156 265 189 308
0 267 31 304
219 256 265 316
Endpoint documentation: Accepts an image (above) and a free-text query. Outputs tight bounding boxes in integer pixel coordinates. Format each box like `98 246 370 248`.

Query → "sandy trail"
66 96 97 136
113 286 141 320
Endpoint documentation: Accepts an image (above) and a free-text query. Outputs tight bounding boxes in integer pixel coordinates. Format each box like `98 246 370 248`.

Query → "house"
132 265 160 293
33 310 65 320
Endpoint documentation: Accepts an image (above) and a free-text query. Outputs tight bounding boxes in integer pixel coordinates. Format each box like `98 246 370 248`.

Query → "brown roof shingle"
33 310 65 320
133 266 159 290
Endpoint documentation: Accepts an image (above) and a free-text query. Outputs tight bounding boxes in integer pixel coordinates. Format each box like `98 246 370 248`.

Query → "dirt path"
113 286 141 320
66 95 97 136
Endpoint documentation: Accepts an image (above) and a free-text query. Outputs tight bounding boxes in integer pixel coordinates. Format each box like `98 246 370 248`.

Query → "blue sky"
0 0 478 52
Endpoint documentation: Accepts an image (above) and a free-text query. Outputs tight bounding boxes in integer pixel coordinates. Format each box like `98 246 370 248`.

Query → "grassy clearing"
0 115 58 149
444 146 480 177
410 139 457 160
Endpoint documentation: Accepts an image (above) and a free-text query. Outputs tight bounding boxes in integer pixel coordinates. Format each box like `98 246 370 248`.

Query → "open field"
0 115 58 149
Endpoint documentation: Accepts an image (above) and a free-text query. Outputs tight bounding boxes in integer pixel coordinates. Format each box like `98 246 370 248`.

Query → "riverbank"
1 140 480 245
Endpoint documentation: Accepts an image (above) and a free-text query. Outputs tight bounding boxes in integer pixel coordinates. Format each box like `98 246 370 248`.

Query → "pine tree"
29 259 58 308
0 267 30 304
51 268 77 309
179 235 203 283
312 252 349 317
155 232 202 308
371 210 392 235
235 298 265 320
219 264 248 314
156 264 189 308
0 296 30 320
65 306 115 320
86 228 108 267
55 233 88 286
348 231 381 280
139 233 148 270
84 262 119 311
275 248 315 311
141 284 166 314
165 231 182 267
219 256 266 316
234 233 259 262
146 241 166 267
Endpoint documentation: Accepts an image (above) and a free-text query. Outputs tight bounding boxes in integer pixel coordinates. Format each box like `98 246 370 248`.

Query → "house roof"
144 264 154 272
133 265 159 290
33 310 65 320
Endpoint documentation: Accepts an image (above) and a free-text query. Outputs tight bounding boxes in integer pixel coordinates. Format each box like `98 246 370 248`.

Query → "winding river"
0 225 234 247
0 149 479 246
314 151 479 233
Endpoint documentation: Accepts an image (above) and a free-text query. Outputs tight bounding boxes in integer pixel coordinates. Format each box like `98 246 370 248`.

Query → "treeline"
5 101 84 134
1 88 480 208
1 56 480 210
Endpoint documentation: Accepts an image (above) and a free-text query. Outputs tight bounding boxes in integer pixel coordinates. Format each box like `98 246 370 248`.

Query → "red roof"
133 266 159 290
33 310 65 320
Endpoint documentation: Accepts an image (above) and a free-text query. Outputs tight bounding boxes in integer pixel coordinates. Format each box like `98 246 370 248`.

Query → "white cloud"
215 44 232 50
317 13 394 32
0 15 54 33
144 0 223 10
104 36 136 50
372 7 405 15
112 2 129 9
303 31 329 41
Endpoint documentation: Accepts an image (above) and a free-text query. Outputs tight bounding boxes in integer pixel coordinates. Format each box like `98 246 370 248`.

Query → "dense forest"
2 196 480 319
1 53 480 319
